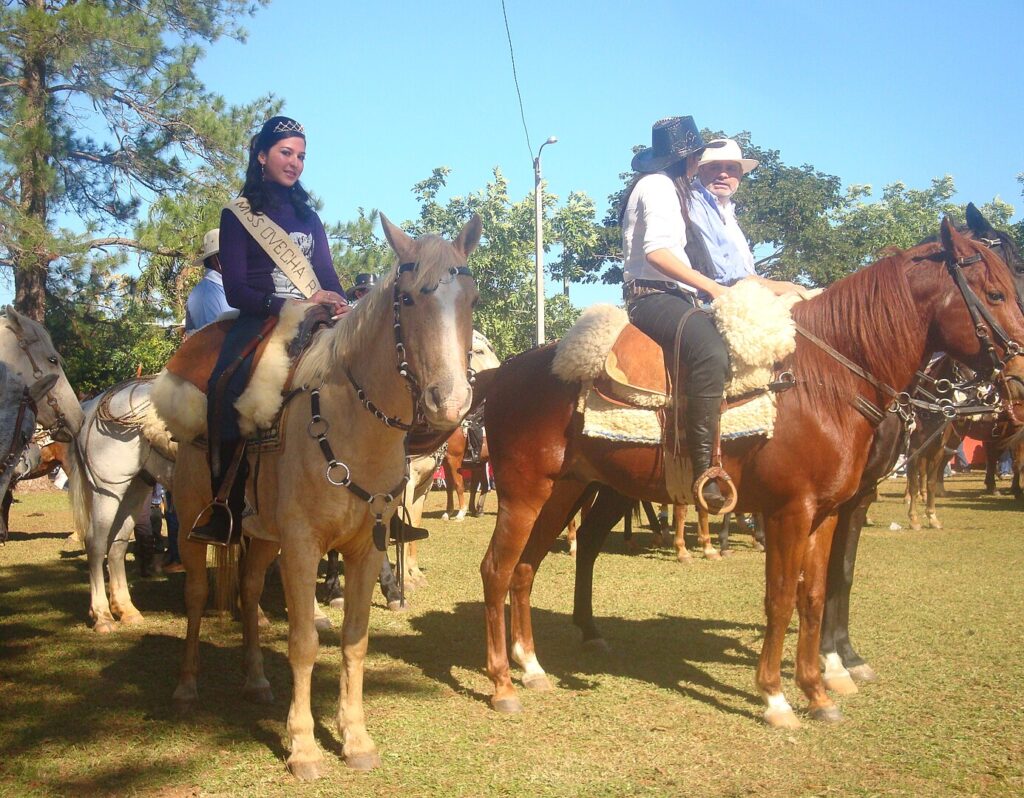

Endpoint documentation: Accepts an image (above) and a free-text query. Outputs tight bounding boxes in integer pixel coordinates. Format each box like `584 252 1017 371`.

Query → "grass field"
1 475 1022 797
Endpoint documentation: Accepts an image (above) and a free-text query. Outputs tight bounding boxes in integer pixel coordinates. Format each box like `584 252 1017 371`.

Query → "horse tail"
64 438 94 544
213 544 240 616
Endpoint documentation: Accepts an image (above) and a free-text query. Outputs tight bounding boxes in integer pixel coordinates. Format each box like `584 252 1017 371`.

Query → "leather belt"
623 280 697 304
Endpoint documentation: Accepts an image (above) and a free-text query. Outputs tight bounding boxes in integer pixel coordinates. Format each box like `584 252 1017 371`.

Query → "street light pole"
534 135 557 346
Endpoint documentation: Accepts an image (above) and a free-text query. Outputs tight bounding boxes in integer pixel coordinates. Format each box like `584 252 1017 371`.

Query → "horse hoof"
387 600 411 613
753 541 765 552
522 673 553 691
704 549 722 560
329 597 345 610
810 704 844 723
242 684 275 704
441 512 450 521
582 637 611 654
119 611 144 626
345 751 380 772
823 673 859 696
314 616 333 633
492 696 523 714
764 708 801 730
929 519 943 530
93 620 117 634
909 522 922 531
288 758 324 781
847 663 879 683
677 553 693 564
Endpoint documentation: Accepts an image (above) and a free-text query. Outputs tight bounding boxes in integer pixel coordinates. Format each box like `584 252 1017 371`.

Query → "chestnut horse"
480 220 1024 728
820 206 1024 693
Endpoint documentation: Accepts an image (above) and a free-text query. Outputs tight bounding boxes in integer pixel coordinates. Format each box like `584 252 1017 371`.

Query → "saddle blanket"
555 279 801 443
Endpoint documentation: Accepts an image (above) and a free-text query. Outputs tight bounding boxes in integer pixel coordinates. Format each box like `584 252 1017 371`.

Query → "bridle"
2 321 73 440
304 258 476 552
796 239 1024 430
0 387 36 484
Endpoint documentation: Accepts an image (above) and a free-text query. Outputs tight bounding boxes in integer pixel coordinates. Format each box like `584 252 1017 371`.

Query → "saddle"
594 324 672 408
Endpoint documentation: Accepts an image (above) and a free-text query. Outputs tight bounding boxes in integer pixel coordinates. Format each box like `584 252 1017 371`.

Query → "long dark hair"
618 157 696 226
240 116 313 219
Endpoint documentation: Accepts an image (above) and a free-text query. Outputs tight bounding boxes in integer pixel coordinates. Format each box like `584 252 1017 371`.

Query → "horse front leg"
925 457 943 529
906 461 923 530
795 513 843 722
821 503 861 696
241 537 281 705
83 505 116 633
279 537 326 780
757 509 813 729
336 544 385 771
696 506 720 560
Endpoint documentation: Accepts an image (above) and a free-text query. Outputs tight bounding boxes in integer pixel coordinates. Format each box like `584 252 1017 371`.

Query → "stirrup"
188 500 235 547
390 517 430 543
693 466 738 515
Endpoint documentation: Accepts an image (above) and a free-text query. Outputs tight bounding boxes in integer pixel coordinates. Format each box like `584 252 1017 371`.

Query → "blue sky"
5 0 1023 308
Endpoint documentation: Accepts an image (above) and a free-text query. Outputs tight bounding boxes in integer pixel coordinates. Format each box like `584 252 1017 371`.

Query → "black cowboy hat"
347 272 378 301
631 116 722 174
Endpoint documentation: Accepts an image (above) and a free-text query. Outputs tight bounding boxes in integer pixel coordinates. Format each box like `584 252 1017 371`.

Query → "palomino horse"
64 378 175 632
820 206 1024 693
480 220 1024 728
0 306 83 441
168 214 480 778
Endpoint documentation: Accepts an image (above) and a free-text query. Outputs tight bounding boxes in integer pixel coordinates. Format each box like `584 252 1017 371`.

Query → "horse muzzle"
421 380 473 430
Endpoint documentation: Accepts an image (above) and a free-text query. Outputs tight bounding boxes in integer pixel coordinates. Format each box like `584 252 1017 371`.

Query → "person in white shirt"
621 117 803 512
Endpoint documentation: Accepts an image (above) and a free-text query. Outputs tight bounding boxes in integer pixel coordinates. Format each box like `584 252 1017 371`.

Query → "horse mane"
295 234 459 385
790 253 920 419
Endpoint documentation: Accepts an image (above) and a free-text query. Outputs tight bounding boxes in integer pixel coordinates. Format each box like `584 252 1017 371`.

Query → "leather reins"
0 388 37 483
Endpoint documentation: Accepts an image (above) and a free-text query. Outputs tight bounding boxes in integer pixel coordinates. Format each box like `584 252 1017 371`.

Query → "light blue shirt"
185 270 232 332
689 179 755 286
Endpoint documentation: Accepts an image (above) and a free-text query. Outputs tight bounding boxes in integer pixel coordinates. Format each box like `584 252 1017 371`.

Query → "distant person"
347 272 378 303
185 228 233 334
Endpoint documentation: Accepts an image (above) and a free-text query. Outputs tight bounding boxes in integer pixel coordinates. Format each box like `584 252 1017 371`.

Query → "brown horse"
480 220 1024 728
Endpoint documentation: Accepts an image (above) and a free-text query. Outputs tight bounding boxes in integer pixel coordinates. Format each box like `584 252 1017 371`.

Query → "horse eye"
401 294 414 307
48 356 58 364
987 291 1005 303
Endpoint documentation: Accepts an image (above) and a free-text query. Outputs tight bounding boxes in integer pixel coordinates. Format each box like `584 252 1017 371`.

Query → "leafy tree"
0 0 270 321
326 209 393 290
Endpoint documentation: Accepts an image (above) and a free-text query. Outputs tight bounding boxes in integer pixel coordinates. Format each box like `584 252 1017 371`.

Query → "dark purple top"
219 183 345 317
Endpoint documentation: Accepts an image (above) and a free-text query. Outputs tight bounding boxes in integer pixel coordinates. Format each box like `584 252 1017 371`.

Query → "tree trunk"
14 7 51 323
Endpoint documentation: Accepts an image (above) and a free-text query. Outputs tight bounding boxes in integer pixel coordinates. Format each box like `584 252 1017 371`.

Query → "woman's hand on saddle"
309 289 349 317
753 277 815 301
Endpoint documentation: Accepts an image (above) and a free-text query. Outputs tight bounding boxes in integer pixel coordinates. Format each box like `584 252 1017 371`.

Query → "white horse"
0 306 84 441
0 364 56 530
159 213 480 777
65 378 175 632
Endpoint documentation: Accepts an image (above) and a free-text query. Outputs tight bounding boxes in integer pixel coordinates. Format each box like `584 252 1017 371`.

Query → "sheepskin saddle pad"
151 301 320 444
551 280 799 443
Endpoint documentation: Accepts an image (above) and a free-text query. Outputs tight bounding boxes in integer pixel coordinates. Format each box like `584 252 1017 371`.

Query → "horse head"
965 202 1024 313
0 306 84 440
378 213 481 430
934 219 1024 421
0 365 55 490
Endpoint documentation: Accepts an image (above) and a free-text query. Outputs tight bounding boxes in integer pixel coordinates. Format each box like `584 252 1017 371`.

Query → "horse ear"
28 373 58 403
379 213 418 263
940 216 968 257
454 214 483 258
965 202 996 237
3 305 21 330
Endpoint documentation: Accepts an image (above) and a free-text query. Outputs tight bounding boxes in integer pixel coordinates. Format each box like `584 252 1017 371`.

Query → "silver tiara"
272 119 305 134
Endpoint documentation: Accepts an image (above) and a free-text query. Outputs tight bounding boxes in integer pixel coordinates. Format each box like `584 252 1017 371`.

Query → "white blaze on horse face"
418 279 473 428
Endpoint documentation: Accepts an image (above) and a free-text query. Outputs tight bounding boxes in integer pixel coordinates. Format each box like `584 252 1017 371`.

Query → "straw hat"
194 229 219 265
697 139 759 174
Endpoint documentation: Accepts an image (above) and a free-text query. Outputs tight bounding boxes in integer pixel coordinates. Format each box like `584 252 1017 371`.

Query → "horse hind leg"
672 504 692 562
172 535 212 709
510 479 588 693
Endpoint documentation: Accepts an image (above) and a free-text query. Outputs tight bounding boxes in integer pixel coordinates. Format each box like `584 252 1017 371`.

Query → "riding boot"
189 440 248 546
686 396 727 515
136 532 155 578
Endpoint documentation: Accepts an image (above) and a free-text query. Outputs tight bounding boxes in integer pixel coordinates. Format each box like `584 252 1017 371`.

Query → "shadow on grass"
4 530 73 541
373 600 763 719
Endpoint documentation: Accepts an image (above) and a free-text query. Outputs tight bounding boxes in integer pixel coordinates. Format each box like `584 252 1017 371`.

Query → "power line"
500 0 533 163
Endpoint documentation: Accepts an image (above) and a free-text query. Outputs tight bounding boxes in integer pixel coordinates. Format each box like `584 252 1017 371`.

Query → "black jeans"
626 291 729 399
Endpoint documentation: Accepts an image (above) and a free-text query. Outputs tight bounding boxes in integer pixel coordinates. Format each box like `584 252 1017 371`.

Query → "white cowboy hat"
697 139 759 174
194 228 220 265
